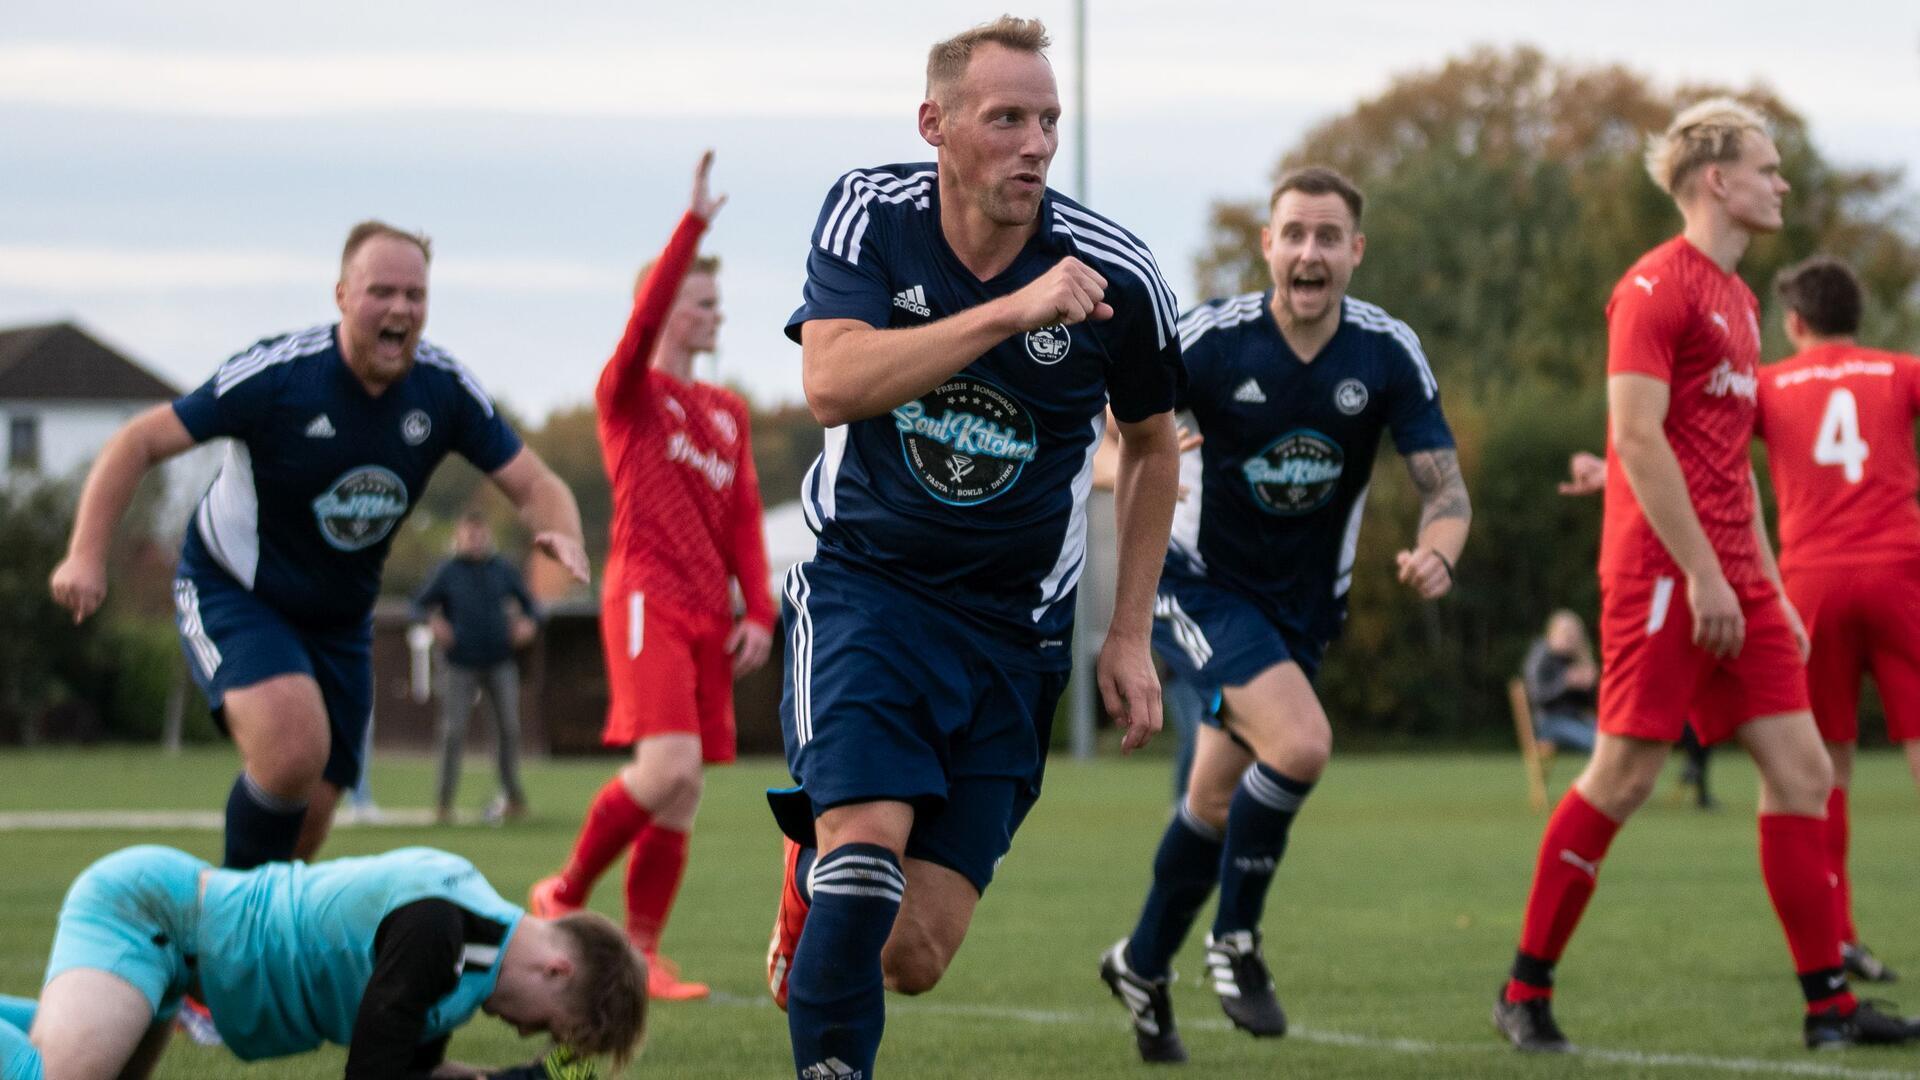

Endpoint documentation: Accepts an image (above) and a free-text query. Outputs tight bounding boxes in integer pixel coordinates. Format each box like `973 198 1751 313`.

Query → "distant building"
0 321 219 533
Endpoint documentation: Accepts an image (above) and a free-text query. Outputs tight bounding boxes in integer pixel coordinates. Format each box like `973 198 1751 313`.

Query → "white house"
0 321 221 536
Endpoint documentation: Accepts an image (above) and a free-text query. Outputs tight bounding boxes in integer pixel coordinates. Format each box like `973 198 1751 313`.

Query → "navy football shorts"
1151 569 1325 730
777 557 1067 894
173 562 373 789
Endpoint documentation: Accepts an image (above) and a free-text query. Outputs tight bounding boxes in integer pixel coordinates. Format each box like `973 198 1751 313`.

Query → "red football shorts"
600 585 737 763
1784 560 1920 744
1598 574 1810 745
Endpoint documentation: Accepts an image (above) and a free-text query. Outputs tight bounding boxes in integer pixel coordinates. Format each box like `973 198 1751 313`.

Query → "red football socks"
556 779 653 906
625 823 691 952
1760 812 1855 1014
1506 789 1621 1001
1824 787 1857 945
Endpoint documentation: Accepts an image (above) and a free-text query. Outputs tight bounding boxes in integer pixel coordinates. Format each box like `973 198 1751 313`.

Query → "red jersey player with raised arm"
1492 99 1917 1052
532 152 775 1001
1757 255 1920 986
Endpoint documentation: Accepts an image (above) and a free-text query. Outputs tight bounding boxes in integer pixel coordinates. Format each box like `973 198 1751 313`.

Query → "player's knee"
1577 765 1657 819
1184 787 1232 833
247 739 329 795
1267 733 1331 781
1772 751 1833 811
881 929 950 996
621 760 703 817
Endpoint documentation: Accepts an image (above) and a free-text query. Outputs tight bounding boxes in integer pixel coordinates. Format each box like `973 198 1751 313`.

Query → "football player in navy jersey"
1098 167 1471 1063
50 222 589 870
764 15 1184 1079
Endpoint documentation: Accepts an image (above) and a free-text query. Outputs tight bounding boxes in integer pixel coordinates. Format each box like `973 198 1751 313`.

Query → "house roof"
0 322 180 402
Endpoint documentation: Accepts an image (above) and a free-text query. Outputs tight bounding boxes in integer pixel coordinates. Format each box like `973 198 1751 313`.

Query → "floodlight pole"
1068 0 1097 762
1073 0 1089 203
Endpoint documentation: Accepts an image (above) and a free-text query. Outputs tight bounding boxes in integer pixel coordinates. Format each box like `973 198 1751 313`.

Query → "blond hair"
340 220 432 275
925 16 1050 101
633 254 721 297
1644 97 1771 197
552 911 648 1068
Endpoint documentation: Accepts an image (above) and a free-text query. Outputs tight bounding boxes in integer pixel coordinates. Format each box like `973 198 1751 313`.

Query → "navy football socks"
787 843 904 1080
223 772 307 869
1212 763 1313 938
1125 802 1225 979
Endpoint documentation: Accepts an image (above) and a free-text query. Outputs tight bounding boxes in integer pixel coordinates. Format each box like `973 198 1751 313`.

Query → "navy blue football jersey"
1169 292 1454 641
173 324 522 627
786 163 1181 646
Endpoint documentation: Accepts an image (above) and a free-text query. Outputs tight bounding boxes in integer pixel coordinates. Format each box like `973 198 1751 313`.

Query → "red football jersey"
1599 236 1767 593
595 211 774 628
1756 343 1920 574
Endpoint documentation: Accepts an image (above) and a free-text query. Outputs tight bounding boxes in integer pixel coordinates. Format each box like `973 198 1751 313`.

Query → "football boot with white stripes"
1205 930 1287 1037
1844 942 1899 984
1100 939 1188 1064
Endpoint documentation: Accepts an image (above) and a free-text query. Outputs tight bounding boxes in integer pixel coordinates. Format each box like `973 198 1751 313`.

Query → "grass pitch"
2 746 1918 1079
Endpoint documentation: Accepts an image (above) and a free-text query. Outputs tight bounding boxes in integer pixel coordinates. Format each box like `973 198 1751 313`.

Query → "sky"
4 1 1917 420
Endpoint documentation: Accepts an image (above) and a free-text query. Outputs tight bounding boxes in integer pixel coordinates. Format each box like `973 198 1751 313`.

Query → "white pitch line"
704 993 1919 1080
0 808 446 830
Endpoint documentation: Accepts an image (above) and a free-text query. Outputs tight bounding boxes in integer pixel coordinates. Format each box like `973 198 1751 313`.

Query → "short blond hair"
1644 97 1772 197
341 220 432 275
552 911 648 1068
925 15 1050 101
633 254 721 297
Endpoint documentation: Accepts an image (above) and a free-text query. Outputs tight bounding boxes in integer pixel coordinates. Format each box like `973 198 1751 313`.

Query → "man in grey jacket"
414 511 540 823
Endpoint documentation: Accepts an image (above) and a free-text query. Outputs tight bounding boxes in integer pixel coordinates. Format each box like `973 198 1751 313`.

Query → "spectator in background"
1523 610 1598 754
414 511 540 825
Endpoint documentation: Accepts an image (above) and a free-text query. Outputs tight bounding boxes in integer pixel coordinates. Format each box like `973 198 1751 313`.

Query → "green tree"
1196 46 1920 743
0 474 191 743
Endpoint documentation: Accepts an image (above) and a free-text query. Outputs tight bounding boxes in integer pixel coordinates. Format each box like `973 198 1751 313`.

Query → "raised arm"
722 419 775 675
1098 409 1181 752
800 256 1112 427
596 152 726 412
1609 372 1743 656
488 448 589 596
50 404 197 623
1396 448 1472 599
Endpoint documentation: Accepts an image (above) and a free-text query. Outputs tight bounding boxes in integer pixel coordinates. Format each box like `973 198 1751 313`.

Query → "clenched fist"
1005 257 1113 331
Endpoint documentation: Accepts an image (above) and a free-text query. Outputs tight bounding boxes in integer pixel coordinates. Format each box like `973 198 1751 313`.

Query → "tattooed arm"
1395 447 1471 599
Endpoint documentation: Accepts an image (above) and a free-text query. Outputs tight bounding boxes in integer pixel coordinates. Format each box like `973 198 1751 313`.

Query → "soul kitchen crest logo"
1242 429 1344 515
893 376 1038 505
1023 324 1072 365
312 466 410 550
1333 378 1369 415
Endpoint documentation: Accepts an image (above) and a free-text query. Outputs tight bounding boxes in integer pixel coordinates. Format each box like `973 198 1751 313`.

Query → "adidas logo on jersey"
304 414 335 438
1232 378 1267 404
892 285 931 317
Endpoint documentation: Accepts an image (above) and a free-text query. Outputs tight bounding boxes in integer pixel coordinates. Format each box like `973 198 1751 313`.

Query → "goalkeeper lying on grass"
0 845 645 1079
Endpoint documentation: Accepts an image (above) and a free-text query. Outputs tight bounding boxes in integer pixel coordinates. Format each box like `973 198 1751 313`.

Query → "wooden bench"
1507 678 1555 813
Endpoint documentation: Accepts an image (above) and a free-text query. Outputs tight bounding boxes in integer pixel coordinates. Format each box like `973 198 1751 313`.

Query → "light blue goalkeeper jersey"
195 847 522 1061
